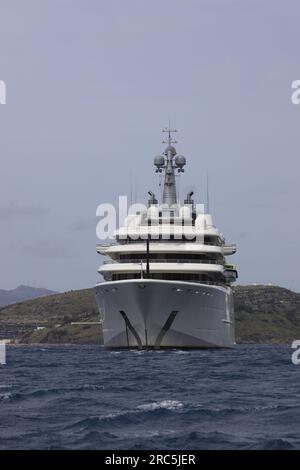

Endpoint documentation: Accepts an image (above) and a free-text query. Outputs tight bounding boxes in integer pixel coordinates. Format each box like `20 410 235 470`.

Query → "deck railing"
103 258 223 265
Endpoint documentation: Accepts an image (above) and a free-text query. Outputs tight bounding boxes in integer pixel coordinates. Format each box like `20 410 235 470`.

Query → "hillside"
233 285 300 343
0 285 299 344
0 285 58 308
0 288 101 344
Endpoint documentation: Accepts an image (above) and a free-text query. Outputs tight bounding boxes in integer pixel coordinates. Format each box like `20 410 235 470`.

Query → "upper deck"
96 128 238 286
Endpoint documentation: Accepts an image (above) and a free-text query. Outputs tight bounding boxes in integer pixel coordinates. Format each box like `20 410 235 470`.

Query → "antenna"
162 125 178 145
129 172 133 206
206 173 210 214
177 174 180 203
153 125 186 206
135 179 138 205
133 177 137 205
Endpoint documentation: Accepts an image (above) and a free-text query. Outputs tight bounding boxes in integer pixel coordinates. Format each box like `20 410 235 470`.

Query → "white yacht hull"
94 279 235 348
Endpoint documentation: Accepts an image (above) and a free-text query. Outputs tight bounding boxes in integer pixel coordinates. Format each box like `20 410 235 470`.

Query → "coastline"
0 284 299 346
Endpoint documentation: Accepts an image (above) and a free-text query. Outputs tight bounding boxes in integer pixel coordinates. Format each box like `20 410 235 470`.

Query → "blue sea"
0 344 299 450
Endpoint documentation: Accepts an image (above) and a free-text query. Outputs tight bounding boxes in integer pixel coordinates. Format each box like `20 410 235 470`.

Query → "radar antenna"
162 126 178 146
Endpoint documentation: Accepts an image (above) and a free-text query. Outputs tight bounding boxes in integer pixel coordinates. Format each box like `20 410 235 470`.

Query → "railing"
98 241 225 251
116 239 222 246
106 277 229 288
103 259 223 265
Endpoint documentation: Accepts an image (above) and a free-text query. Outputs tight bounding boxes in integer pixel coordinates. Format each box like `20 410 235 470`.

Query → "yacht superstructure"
95 129 238 348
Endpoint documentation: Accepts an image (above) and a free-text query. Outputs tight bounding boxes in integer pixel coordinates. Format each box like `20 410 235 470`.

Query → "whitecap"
0 392 12 401
101 400 184 421
138 400 184 411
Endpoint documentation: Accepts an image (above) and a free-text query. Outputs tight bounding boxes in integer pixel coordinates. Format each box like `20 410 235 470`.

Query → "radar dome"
175 155 186 168
154 155 165 167
165 145 176 155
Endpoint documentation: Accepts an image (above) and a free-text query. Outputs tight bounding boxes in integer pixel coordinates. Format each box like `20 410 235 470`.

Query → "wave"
0 392 14 401
0 384 104 404
60 400 185 433
0 384 12 389
137 400 184 411
248 438 294 450
102 401 184 421
1 344 300 450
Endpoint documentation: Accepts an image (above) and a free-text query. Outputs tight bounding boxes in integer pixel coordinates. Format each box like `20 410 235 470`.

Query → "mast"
162 127 177 205
153 127 186 206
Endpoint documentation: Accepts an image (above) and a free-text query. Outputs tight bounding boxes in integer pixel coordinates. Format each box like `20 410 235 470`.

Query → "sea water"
0 344 299 450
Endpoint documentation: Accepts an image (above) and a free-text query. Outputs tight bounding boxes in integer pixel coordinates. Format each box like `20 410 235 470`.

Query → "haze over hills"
0 285 59 308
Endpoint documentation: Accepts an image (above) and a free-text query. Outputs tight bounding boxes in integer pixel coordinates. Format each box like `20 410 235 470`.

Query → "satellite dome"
165 145 176 155
154 155 165 167
175 155 186 167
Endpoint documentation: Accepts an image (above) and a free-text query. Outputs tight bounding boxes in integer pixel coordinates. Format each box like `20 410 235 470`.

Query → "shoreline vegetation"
0 285 299 345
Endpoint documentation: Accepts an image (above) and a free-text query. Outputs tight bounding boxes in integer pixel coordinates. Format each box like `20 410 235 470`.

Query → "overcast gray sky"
0 0 299 292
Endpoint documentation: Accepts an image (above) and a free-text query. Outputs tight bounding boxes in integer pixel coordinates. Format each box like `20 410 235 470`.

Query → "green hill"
0 289 102 344
233 285 300 343
0 285 299 344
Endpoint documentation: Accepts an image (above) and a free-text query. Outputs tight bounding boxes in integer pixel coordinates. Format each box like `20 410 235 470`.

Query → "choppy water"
0 344 299 450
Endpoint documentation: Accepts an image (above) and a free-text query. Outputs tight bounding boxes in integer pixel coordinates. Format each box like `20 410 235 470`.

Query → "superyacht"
95 128 238 348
